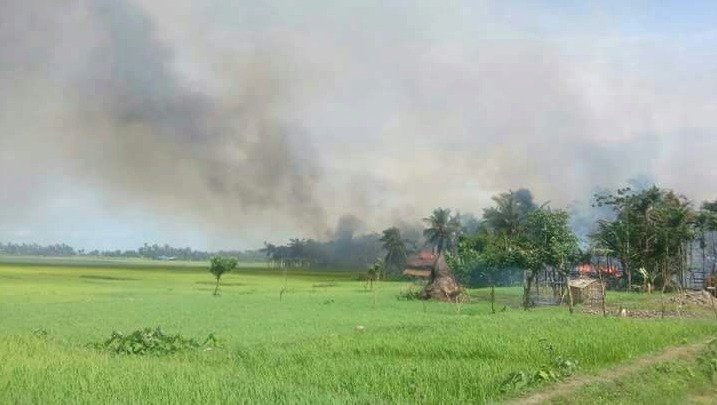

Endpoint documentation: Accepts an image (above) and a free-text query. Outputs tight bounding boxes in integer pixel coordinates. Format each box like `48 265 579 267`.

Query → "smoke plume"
1 1 716 248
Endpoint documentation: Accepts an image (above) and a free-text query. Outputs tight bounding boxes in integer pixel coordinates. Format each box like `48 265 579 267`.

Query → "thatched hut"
402 250 435 279
421 254 462 301
569 278 604 306
402 249 462 301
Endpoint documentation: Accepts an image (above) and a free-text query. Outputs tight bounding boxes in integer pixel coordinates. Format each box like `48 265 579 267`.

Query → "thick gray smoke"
1 1 716 248
1 0 326 238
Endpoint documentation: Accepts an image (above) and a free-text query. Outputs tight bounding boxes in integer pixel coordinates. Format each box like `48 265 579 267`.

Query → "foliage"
0 241 262 261
367 259 384 288
499 338 578 393
695 200 717 275
422 208 462 255
31 328 50 339
0 242 76 257
91 327 218 356
448 233 523 287
261 234 385 269
448 190 578 303
697 339 717 381
379 227 408 275
209 256 238 277
592 186 697 291
209 256 238 296
523 208 580 271
396 283 424 301
482 188 537 237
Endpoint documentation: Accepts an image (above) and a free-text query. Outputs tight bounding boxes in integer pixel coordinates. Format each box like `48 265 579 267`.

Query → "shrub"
31 328 49 339
698 338 717 381
396 283 424 301
91 327 218 356
499 339 578 394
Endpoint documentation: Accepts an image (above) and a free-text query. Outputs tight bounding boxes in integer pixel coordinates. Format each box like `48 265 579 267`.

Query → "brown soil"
581 307 699 319
668 290 717 308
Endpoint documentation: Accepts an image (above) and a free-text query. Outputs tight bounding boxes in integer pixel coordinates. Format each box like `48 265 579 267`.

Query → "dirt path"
507 340 710 405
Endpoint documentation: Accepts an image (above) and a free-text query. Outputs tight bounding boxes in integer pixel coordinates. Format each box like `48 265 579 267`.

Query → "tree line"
350 185 714 310
442 187 716 305
262 185 717 297
0 242 264 262
261 234 390 269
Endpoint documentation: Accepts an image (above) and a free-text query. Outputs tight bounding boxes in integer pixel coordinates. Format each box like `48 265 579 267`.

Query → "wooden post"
707 287 717 321
566 276 574 314
490 284 495 314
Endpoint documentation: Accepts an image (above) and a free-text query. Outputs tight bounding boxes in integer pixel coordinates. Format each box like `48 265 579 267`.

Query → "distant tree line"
261 235 391 270
0 242 76 257
263 185 717 294
0 242 265 262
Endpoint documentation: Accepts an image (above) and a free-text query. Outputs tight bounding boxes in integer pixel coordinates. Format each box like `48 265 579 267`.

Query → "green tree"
696 200 717 275
593 187 696 292
379 227 407 275
523 208 579 312
450 232 522 313
592 218 636 291
423 208 462 256
421 208 464 301
209 256 238 296
482 189 537 236
367 259 384 290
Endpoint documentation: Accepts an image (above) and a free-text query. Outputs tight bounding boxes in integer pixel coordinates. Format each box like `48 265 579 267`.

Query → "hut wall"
569 281 604 306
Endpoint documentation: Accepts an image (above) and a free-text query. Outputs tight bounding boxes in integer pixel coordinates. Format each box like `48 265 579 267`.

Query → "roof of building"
404 249 436 270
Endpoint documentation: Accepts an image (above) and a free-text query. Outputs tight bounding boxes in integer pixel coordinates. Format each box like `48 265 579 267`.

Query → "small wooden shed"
569 278 604 306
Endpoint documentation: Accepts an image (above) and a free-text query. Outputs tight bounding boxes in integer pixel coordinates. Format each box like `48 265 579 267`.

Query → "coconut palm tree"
379 227 407 274
423 208 462 255
420 209 464 301
482 189 536 236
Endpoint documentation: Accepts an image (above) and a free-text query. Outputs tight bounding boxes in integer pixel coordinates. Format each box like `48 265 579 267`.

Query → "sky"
1 0 716 250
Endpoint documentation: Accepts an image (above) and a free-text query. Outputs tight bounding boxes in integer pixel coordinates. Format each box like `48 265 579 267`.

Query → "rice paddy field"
1 259 716 403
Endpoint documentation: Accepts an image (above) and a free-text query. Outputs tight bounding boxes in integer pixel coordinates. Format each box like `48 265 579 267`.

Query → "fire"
577 264 621 279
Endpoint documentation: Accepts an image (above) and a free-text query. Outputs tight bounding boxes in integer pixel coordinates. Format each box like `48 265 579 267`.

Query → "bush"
698 338 717 381
31 328 50 339
396 283 424 301
91 327 218 356
499 339 578 394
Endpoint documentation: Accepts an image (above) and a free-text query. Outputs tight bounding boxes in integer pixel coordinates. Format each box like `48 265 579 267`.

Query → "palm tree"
379 227 407 274
420 209 464 301
423 208 462 255
482 189 536 236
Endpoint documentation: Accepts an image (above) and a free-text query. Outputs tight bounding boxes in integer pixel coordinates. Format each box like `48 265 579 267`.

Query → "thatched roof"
404 249 436 270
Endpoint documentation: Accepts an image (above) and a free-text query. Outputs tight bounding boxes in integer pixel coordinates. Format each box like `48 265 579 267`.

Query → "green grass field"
1 260 716 403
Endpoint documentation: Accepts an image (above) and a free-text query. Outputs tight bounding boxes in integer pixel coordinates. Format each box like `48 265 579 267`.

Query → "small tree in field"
209 256 238 296
367 259 384 290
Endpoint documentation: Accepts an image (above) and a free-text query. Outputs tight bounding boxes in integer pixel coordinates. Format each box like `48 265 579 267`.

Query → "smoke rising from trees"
1 1 716 248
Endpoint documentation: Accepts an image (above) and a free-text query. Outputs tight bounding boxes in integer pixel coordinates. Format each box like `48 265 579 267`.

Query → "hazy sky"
1 0 716 250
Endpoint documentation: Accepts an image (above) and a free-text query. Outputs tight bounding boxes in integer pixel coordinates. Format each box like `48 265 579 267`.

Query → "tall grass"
1 262 715 403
